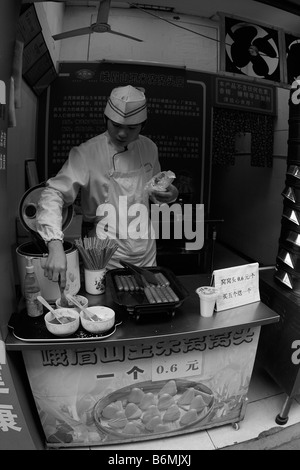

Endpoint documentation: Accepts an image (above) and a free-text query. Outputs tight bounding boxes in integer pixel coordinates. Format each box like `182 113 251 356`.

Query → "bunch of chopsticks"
74 237 119 270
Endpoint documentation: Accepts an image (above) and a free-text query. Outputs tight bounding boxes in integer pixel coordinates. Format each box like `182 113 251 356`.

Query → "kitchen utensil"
8 310 122 342
107 266 189 321
79 306 115 334
120 260 159 286
56 294 88 311
17 242 80 303
37 295 65 324
17 183 80 302
58 276 69 307
74 237 119 269
44 309 80 336
66 294 98 321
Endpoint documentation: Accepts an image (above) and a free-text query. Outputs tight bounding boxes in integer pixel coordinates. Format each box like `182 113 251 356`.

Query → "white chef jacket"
36 131 161 268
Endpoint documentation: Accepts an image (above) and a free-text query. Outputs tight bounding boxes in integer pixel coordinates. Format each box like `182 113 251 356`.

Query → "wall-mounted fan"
52 0 143 42
224 17 281 82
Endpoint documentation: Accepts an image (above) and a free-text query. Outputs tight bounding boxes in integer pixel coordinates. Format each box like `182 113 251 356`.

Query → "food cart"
5 273 278 448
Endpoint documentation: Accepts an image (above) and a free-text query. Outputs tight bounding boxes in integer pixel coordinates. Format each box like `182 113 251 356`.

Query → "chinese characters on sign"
40 327 255 372
214 77 276 115
213 263 260 311
50 94 201 172
0 365 21 434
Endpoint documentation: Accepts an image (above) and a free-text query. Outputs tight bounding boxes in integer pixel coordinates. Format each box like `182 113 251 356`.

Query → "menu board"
41 62 212 205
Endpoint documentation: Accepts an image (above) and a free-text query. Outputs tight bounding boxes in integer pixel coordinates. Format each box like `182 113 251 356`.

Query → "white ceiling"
21 0 300 34
22 0 300 17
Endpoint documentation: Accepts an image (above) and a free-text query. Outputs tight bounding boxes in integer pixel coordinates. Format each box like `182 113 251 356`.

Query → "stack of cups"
195 286 219 317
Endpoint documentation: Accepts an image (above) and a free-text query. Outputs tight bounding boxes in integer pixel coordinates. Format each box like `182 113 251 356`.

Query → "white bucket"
16 241 81 303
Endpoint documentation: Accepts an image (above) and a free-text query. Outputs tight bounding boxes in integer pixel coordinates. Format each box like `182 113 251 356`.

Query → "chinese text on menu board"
214 77 275 114
51 95 201 169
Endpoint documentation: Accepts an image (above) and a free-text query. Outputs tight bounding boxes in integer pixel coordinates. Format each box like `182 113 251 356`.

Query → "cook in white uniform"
36 85 178 288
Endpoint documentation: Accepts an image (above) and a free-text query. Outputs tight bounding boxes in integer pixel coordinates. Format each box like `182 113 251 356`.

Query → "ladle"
66 294 98 322
37 295 66 324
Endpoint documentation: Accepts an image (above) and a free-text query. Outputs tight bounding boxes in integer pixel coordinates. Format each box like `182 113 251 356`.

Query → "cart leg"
275 395 293 425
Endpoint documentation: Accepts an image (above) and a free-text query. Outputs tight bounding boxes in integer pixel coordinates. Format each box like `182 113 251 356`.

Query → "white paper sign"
0 80 6 104
212 263 260 311
0 339 6 364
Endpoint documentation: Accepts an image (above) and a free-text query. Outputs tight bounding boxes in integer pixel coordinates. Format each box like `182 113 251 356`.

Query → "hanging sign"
212 262 260 311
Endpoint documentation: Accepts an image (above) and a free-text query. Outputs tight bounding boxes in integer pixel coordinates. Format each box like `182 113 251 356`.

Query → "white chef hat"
104 85 147 125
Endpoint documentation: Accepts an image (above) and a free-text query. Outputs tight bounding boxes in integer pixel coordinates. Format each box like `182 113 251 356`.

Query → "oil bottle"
24 257 43 317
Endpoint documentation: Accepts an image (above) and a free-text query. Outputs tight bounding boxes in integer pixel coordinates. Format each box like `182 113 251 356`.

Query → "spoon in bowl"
58 276 69 308
37 295 67 324
66 294 98 322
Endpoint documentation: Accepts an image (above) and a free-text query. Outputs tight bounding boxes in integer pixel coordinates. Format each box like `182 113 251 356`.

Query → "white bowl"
56 294 88 312
80 306 115 334
45 308 80 336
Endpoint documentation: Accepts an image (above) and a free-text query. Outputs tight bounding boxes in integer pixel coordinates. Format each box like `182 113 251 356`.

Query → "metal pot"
16 183 81 302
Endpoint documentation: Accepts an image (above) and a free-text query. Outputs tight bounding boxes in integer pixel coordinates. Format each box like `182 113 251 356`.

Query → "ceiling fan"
52 0 143 42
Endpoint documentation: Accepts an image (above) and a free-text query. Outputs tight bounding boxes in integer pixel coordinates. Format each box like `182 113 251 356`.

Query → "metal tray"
106 266 189 320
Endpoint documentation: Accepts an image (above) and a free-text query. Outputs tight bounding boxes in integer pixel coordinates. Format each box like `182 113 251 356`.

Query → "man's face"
107 119 142 148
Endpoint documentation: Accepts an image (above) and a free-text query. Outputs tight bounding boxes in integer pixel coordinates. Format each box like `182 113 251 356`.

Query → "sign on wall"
213 76 276 115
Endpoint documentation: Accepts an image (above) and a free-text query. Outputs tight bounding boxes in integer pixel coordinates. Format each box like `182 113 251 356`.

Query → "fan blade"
228 25 257 44
252 36 277 58
97 0 111 24
53 27 92 40
109 29 143 42
251 54 269 77
231 42 251 68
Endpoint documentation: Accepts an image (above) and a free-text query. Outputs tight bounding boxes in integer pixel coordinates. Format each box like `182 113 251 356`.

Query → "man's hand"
150 183 179 205
42 240 67 288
